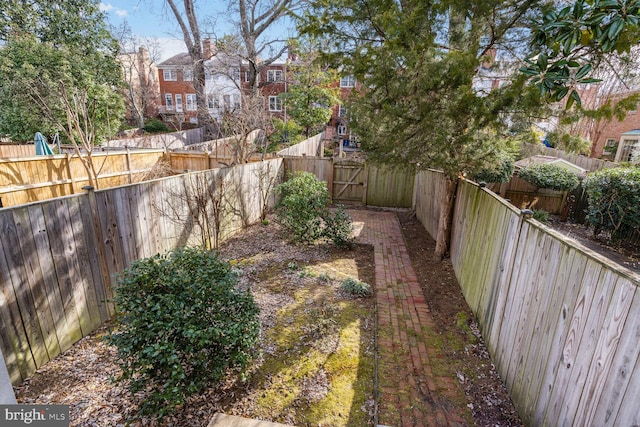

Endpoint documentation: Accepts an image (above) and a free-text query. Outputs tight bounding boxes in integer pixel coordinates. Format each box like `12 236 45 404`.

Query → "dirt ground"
396 211 522 427
14 210 523 426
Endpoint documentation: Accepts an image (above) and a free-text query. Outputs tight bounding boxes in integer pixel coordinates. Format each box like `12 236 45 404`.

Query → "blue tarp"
35 132 54 155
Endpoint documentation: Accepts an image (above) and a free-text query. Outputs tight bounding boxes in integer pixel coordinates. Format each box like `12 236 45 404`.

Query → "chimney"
202 38 214 60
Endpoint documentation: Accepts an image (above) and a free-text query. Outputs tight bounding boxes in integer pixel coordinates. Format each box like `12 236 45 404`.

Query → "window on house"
175 93 183 112
207 94 215 109
340 75 355 87
338 105 348 117
269 96 282 111
267 70 283 82
223 95 231 110
164 93 173 110
186 94 197 111
183 68 193 81
231 67 241 81
619 139 639 162
163 70 177 81
337 123 347 135
233 94 241 109
244 71 250 82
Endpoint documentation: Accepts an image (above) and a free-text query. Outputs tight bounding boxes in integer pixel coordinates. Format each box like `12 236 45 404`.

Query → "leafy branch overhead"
522 0 640 107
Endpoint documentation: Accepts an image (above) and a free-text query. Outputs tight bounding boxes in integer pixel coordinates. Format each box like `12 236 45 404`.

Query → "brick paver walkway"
349 209 467 427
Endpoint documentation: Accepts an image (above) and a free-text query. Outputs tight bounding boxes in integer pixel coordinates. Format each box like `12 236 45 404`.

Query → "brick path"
349 209 467 427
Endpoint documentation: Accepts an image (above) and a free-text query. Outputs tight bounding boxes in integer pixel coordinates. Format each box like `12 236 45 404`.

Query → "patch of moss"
251 285 374 426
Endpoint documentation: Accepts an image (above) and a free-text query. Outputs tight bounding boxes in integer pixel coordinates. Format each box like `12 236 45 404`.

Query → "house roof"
515 155 588 177
158 53 192 68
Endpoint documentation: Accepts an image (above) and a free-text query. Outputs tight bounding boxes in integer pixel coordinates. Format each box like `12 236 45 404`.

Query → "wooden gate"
332 159 366 205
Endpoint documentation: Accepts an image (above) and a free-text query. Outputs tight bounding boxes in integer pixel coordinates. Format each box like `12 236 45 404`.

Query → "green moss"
251 286 374 426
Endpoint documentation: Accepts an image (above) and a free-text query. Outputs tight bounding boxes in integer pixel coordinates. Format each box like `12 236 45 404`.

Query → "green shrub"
583 166 640 239
276 172 354 246
276 172 331 244
105 247 260 418
472 151 515 183
322 205 355 248
340 277 372 298
518 163 580 191
144 117 169 133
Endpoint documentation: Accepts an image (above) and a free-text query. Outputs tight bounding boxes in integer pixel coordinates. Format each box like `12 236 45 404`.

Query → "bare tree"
254 160 282 221
165 0 214 132
114 24 161 128
159 171 227 249
232 0 300 94
565 49 640 156
219 94 273 164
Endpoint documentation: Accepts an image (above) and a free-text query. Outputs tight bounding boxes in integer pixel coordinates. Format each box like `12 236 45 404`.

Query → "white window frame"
223 94 231 110
164 93 173 110
269 95 282 111
175 93 183 112
186 94 197 111
340 75 355 88
337 123 347 135
267 69 283 82
338 105 348 117
183 68 193 81
163 69 177 81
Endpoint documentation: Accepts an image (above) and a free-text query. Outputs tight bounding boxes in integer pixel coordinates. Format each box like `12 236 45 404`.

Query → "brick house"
157 52 198 126
584 93 640 159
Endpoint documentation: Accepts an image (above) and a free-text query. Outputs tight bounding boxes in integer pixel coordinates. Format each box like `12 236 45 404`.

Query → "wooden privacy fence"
167 151 276 172
0 159 284 384
0 150 167 207
0 145 37 158
283 157 415 208
490 175 568 215
521 143 617 172
104 127 206 149
414 170 640 426
276 132 324 157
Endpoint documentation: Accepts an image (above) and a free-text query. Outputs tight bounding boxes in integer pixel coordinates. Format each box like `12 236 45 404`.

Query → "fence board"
67 198 103 333
26 204 71 353
519 240 569 423
0 145 35 158
0 150 166 207
0 213 37 382
575 275 635 425
13 207 59 362
365 164 415 207
76 196 110 323
2 209 48 369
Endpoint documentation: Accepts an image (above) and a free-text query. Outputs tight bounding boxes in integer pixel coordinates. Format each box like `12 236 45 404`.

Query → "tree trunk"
434 175 459 260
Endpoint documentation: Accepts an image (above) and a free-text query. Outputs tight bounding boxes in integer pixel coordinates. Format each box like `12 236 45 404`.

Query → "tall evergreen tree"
299 0 547 258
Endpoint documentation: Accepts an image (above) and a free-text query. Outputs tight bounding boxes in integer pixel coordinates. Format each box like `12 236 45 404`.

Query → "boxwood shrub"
275 171 354 246
583 166 640 240
517 163 580 191
106 247 260 418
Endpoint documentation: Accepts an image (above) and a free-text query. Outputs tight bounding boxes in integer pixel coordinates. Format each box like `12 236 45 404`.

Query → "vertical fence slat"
0 223 34 382
3 209 48 369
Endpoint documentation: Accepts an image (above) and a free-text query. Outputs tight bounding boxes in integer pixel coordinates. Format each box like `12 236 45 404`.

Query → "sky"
100 1 296 62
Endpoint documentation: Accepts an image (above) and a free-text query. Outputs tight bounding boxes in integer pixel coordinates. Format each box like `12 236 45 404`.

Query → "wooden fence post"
125 147 133 184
